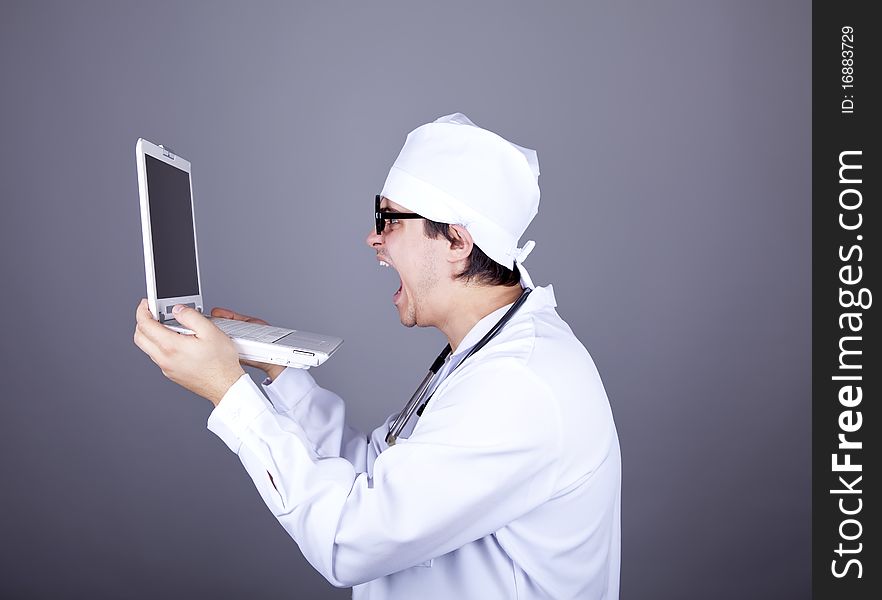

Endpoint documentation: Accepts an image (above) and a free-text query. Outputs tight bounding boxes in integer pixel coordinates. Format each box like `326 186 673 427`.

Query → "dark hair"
423 220 521 287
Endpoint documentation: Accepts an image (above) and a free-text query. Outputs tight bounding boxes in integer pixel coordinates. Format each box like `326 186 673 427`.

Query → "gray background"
0 1 810 598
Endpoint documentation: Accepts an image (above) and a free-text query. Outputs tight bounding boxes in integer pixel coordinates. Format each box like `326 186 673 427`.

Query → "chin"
394 299 419 328
398 308 417 328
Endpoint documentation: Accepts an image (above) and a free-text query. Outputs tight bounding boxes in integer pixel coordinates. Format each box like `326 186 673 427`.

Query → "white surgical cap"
380 113 540 288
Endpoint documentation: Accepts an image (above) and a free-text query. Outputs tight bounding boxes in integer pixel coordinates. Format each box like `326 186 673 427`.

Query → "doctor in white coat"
134 113 621 599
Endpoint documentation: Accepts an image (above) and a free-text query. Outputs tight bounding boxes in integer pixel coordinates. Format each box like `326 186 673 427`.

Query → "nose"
366 226 383 249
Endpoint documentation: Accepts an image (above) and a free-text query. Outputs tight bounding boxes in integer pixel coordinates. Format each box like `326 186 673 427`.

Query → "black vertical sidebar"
813 1 879 598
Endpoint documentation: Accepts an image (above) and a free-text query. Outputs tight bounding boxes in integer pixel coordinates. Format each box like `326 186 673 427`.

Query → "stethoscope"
385 287 533 446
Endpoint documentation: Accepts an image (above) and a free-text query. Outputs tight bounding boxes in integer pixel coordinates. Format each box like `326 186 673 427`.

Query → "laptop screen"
145 155 200 298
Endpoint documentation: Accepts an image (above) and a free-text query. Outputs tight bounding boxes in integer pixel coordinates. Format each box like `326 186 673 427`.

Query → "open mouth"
379 259 404 305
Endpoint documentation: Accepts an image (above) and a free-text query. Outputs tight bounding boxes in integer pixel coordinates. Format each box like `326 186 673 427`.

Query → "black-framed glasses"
375 195 425 235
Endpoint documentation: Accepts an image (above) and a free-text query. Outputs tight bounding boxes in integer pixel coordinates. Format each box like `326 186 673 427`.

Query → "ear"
446 225 474 264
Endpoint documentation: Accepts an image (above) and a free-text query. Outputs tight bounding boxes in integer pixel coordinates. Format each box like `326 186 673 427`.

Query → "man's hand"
133 299 245 406
210 306 286 381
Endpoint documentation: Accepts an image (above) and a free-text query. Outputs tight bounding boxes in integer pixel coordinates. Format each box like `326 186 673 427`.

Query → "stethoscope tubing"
385 287 532 445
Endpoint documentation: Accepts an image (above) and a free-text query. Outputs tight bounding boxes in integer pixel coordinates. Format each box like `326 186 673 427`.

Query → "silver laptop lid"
136 139 205 322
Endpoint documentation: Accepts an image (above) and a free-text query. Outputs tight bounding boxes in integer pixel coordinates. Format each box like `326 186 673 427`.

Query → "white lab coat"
207 285 621 599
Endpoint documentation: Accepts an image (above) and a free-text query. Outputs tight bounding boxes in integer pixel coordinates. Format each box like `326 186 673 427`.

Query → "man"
134 113 621 598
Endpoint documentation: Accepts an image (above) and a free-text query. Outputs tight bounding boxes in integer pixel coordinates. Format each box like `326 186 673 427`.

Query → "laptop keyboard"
209 317 295 344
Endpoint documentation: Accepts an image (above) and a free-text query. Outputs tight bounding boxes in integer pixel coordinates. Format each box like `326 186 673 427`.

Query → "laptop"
136 138 342 369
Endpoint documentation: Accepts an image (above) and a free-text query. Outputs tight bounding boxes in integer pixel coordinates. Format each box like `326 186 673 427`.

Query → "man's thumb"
172 304 211 335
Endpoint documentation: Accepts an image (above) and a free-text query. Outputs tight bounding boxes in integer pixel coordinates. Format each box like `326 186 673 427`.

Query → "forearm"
261 367 371 469
207 367 562 587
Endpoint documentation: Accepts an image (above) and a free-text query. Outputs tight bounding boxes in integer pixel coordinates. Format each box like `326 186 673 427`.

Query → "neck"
437 284 524 353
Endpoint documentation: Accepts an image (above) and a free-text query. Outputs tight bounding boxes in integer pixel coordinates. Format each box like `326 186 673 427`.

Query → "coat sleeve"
259 367 379 473
207 359 563 588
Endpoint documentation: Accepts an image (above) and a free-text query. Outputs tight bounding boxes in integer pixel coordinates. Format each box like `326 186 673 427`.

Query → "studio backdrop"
0 1 810 598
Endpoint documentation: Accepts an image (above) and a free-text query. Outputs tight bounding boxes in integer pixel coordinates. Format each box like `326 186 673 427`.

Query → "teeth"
379 261 389 267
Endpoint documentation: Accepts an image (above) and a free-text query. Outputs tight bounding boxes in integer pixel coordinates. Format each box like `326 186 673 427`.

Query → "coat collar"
451 285 557 358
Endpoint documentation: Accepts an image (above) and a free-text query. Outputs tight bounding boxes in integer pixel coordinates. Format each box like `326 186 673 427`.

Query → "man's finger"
211 306 268 325
134 326 164 367
136 298 157 323
171 305 217 337
135 300 188 350
211 306 237 319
